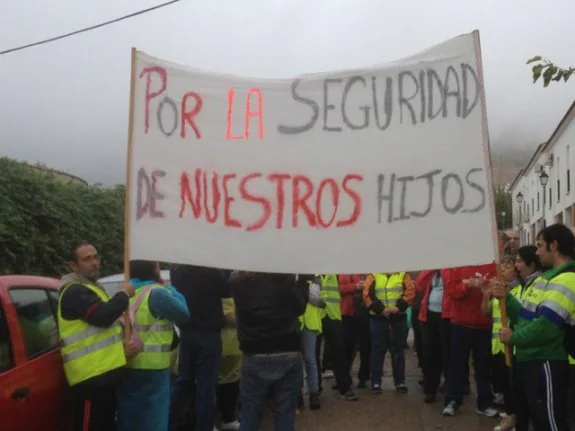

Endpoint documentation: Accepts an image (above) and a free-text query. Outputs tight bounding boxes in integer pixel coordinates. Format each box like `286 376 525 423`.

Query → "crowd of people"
56 222 575 431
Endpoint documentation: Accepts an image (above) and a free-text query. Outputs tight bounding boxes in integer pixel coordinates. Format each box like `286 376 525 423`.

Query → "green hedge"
0 158 124 277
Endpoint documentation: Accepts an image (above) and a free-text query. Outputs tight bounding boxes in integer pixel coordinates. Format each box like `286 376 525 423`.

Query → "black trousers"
316 317 352 394
514 360 570 431
411 308 423 365
491 353 514 414
342 315 371 382
218 381 239 423
421 312 451 395
73 382 118 431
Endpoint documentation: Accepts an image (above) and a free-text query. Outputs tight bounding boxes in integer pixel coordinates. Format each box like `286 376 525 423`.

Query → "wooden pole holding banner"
472 30 512 367
122 47 138 343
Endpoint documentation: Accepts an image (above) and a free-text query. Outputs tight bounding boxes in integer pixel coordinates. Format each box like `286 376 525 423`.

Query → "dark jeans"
491 353 514 414
342 315 371 382
370 317 407 387
317 317 352 394
421 311 448 395
239 353 302 431
411 308 423 364
72 382 118 431
514 360 570 431
445 324 492 410
218 381 239 424
169 329 222 431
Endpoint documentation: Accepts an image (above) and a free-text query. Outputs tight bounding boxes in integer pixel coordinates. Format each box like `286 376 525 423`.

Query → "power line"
0 0 183 55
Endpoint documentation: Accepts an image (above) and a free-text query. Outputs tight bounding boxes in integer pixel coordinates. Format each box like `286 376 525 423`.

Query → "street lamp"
540 170 549 228
516 192 524 244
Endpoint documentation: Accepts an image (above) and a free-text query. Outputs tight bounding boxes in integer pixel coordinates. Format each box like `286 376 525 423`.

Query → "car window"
9 289 59 359
0 300 13 372
101 281 123 296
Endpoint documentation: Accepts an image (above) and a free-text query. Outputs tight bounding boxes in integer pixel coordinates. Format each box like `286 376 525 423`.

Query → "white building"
510 101 575 245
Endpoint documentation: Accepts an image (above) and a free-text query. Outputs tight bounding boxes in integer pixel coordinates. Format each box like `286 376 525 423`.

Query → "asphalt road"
260 341 499 431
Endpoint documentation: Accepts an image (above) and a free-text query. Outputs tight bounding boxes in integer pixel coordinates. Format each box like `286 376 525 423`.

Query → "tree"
527 55 574 87
494 185 512 230
0 157 125 277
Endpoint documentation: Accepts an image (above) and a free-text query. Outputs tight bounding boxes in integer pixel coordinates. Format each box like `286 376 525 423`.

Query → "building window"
537 193 540 211
568 169 571 194
549 188 553 209
558 179 561 202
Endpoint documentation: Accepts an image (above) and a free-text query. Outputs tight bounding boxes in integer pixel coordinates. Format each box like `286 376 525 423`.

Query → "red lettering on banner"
268 173 291 229
225 87 265 140
223 174 241 228
316 179 340 228
292 175 316 227
239 173 272 231
178 169 364 230
180 92 203 139
337 174 364 227
245 87 264 139
139 67 167 133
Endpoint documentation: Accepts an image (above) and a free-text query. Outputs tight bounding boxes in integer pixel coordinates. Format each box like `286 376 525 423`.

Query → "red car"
0 275 71 431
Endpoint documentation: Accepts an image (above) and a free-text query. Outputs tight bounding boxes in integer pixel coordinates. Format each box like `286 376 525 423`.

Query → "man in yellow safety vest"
58 243 135 431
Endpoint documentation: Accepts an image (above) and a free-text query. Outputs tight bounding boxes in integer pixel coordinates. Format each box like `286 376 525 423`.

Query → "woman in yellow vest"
217 297 242 430
484 246 542 431
116 261 190 431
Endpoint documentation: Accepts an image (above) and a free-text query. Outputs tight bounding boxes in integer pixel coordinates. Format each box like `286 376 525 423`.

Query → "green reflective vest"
492 282 521 355
370 272 405 316
319 274 341 321
129 284 174 370
57 283 126 386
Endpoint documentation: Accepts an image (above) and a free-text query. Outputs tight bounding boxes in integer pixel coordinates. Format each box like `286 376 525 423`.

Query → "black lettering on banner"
462 168 486 212
410 169 442 218
375 167 486 224
461 63 480 119
157 97 178 137
342 76 369 130
377 173 395 223
323 78 342 132
443 66 462 118
136 168 166 220
441 173 465 214
394 176 414 221
398 71 418 125
426 69 444 121
372 77 393 131
277 79 319 134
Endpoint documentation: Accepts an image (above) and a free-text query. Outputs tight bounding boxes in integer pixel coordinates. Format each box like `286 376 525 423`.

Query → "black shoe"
309 392 321 410
396 384 408 394
424 393 437 404
357 380 367 389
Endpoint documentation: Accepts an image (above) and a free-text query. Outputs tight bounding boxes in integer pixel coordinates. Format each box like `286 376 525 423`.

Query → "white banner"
128 30 497 273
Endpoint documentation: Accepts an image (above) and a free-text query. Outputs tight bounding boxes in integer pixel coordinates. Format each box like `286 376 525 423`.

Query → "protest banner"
124 30 498 274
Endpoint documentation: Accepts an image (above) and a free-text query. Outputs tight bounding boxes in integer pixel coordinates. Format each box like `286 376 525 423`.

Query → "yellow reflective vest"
370 272 405 316
299 303 323 333
129 284 174 370
57 283 126 386
319 274 341 321
492 282 521 355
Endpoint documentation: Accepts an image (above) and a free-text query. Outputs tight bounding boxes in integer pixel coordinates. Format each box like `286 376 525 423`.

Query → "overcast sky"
1 0 574 185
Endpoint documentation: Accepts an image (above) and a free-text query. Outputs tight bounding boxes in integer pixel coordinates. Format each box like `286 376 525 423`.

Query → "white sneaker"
221 421 240 430
442 401 457 416
477 407 499 418
322 370 334 379
493 392 504 405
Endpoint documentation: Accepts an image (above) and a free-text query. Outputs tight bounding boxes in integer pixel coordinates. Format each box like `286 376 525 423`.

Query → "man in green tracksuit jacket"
492 223 575 431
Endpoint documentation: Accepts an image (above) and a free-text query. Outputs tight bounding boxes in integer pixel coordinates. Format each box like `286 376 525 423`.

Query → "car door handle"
11 387 29 400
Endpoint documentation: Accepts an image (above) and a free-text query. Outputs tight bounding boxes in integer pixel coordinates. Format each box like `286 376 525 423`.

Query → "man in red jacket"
339 274 370 388
442 263 499 418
